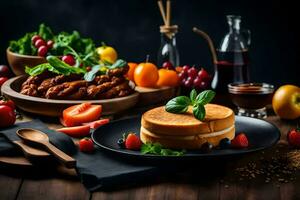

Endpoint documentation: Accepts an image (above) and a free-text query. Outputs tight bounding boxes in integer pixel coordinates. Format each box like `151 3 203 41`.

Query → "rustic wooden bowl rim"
6 48 47 59
1 75 140 104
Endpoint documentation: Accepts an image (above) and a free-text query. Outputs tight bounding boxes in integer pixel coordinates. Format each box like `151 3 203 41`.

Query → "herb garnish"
25 56 86 76
141 143 185 156
165 89 215 121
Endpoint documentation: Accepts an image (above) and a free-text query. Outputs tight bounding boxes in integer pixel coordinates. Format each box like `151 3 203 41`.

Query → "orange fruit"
272 85 300 119
126 62 138 81
156 69 179 87
134 62 159 87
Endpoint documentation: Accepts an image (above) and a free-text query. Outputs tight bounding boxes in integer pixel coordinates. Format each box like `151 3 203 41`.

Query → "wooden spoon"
17 128 76 168
13 140 51 158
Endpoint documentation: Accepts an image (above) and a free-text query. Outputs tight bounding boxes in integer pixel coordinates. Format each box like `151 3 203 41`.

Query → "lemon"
96 42 118 64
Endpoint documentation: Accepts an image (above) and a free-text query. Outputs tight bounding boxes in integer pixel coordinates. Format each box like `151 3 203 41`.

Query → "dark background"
0 0 299 86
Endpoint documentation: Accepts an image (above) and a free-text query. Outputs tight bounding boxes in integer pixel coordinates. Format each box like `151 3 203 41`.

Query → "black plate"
92 116 280 160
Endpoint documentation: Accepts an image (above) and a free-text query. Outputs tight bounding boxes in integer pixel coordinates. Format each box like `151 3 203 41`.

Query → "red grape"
35 39 46 48
198 68 210 81
193 77 202 87
62 55 76 66
182 65 190 73
47 40 54 49
38 46 48 57
199 81 209 89
184 79 193 88
188 67 198 79
178 72 186 81
31 35 41 44
162 61 174 70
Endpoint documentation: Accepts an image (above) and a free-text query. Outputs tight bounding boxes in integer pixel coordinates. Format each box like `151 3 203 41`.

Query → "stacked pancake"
140 104 235 149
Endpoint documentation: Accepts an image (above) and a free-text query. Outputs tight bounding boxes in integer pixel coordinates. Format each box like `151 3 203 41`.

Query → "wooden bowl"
1 75 139 117
135 86 177 106
6 48 47 76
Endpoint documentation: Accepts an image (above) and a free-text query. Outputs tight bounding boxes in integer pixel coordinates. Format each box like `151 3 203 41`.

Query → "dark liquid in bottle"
211 50 250 106
212 50 250 93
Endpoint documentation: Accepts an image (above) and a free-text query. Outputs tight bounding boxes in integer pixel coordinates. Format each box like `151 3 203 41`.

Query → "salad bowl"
6 48 47 76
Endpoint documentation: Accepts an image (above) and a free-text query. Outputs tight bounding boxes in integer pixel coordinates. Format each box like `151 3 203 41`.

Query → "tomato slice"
56 125 91 138
62 103 102 127
83 118 110 129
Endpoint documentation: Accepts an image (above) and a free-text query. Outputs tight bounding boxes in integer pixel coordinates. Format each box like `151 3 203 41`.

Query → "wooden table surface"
1 111 299 200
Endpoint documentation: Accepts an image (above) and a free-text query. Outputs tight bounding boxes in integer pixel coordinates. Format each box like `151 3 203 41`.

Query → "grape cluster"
178 65 212 90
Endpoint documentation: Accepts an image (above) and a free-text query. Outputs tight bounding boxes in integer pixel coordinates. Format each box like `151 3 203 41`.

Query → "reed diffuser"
157 0 180 68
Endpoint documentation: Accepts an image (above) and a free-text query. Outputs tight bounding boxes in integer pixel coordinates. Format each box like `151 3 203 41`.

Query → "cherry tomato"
86 66 92 72
38 46 48 57
0 99 15 110
31 35 41 44
0 77 8 87
79 138 94 152
0 65 12 77
62 103 102 127
34 39 46 48
47 40 54 49
0 105 16 128
62 55 76 66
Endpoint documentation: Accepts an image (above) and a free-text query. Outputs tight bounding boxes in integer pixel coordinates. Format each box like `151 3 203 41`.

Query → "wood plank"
17 177 90 200
0 173 23 200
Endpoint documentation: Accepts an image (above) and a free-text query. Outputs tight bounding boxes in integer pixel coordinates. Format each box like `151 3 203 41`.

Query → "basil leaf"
141 143 185 156
195 90 216 105
193 104 206 121
190 89 197 104
165 96 191 113
25 63 60 76
108 59 127 69
47 56 86 75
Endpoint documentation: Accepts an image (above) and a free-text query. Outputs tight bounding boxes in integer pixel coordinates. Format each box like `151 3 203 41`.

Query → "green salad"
10 24 127 82
9 23 99 67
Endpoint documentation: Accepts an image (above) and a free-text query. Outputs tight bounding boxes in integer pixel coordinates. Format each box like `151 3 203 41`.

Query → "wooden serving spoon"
13 140 51 158
16 128 76 168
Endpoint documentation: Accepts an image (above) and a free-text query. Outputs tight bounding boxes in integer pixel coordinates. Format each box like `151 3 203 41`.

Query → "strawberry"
79 138 94 152
125 133 142 150
231 133 249 149
287 129 300 148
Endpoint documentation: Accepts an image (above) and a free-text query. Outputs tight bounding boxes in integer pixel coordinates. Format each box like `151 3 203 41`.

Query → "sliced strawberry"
231 133 249 149
83 118 110 129
125 133 142 150
56 125 91 138
288 129 300 147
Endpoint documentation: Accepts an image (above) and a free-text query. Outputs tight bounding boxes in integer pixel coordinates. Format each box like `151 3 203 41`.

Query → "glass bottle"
211 15 251 94
157 25 180 67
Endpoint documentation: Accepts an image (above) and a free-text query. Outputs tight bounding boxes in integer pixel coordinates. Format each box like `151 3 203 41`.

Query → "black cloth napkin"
0 120 160 191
